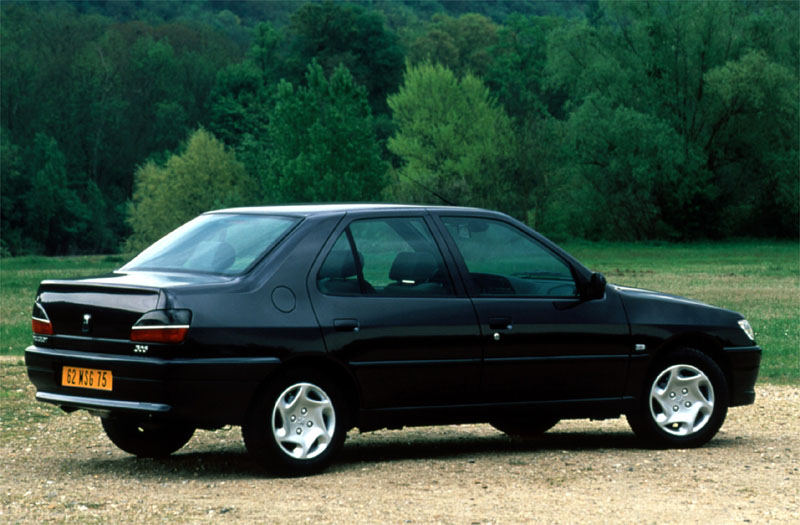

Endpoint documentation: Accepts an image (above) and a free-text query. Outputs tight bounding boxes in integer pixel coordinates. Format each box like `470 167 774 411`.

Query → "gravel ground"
1 357 798 524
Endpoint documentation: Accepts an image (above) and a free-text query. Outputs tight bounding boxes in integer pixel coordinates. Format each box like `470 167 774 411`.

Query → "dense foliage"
125 128 253 251
1 0 797 255
387 63 515 209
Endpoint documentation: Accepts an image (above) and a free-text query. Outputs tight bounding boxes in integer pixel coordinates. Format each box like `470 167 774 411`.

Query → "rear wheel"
243 370 348 476
627 348 728 448
101 418 194 458
491 416 560 439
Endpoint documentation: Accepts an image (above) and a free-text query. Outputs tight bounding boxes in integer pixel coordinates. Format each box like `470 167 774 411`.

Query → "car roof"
209 203 491 216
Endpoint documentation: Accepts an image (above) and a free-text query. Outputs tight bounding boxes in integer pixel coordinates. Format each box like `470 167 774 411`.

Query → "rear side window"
317 217 452 296
442 217 577 297
122 214 299 275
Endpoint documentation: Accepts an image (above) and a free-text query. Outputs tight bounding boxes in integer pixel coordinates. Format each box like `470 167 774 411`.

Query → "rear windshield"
121 214 299 275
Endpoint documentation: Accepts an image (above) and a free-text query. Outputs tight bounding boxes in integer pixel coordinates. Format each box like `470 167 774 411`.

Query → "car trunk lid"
32 271 225 353
38 283 161 340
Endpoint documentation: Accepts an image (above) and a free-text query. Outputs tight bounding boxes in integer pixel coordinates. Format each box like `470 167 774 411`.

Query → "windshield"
121 214 300 275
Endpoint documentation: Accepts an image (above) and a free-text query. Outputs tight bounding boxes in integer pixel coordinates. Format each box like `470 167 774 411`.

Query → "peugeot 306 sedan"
26 204 761 475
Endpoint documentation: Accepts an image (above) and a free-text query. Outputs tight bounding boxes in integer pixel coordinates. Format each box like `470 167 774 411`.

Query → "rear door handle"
489 317 513 330
333 319 360 332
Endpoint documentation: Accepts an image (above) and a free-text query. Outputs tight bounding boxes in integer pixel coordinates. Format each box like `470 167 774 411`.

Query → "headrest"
389 252 437 283
318 250 362 279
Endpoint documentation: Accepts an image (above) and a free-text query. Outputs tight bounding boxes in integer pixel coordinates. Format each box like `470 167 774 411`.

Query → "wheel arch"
649 333 733 399
246 354 361 431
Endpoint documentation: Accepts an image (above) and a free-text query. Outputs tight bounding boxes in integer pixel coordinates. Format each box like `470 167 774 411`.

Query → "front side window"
317 217 452 296
442 217 577 297
122 214 299 275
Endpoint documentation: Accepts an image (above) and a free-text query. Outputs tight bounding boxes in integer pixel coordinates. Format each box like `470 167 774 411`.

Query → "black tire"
491 416 560 439
242 369 348 476
627 348 729 448
101 418 195 458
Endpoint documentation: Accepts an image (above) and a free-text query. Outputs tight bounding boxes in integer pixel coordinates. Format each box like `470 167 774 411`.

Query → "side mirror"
584 272 606 300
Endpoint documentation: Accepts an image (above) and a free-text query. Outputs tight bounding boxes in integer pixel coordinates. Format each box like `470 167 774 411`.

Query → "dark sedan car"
26 204 761 475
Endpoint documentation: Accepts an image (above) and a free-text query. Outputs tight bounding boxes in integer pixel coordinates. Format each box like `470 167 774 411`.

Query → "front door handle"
489 317 513 330
333 319 360 332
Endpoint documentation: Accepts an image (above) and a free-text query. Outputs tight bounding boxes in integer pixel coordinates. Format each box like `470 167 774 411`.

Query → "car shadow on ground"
61 428 743 479
62 449 260 480
336 429 711 466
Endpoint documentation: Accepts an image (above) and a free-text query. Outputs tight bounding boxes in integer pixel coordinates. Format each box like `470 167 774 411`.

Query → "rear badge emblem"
82 314 92 334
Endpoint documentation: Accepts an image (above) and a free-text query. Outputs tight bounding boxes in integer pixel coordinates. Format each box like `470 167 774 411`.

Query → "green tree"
24 135 89 254
408 13 499 78
703 50 799 236
386 62 516 211
285 1 404 115
207 60 273 148
0 129 29 255
1 129 116 255
126 129 255 251
545 0 799 238
1 4 243 254
480 15 570 234
247 22 285 84
207 22 286 150
254 62 386 203
485 15 564 121
568 96 715 239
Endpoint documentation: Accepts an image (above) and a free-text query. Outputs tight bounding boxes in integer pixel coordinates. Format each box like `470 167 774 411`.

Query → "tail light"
32 301 54 335
130 309 191 344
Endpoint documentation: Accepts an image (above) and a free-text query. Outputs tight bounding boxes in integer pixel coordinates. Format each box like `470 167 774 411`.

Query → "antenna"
397 171 458 206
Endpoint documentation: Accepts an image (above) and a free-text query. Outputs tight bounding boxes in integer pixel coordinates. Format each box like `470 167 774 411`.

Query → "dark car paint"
614 284 760 406
25 205 761 433
305 210 483 411
424 211 632 402
473 291 631 403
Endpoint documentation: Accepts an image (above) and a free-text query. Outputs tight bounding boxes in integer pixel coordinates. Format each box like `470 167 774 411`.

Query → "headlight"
737 319 755 341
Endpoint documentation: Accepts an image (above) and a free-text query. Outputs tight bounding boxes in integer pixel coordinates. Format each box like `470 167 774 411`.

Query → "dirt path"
1 358 798 523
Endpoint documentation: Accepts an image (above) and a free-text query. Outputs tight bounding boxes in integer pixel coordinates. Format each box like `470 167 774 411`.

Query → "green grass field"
1 241 797 382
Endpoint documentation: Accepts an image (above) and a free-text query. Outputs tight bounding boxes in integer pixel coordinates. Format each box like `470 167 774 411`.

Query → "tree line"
1 0 797 255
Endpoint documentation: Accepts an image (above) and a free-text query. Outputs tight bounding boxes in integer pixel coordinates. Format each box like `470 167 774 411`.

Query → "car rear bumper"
25 345 280 426
724 345 762 407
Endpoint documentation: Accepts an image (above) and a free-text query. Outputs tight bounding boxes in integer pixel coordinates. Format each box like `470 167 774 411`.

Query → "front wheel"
101 418 195 458
243 371 348 476
627 348 729 448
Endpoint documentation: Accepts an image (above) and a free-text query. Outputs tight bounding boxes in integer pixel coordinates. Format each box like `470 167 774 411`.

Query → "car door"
435 214 630 404
307 212 482 410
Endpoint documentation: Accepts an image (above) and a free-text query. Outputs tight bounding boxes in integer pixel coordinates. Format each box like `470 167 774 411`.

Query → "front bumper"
25 345 280 426
724 345 762 407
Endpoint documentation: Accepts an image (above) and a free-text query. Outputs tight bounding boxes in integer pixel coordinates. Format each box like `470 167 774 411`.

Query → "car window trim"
343 226 369 295
432 214 581 300
314 213 464 298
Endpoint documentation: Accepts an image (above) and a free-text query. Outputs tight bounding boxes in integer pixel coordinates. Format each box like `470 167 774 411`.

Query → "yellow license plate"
62 366 113 391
